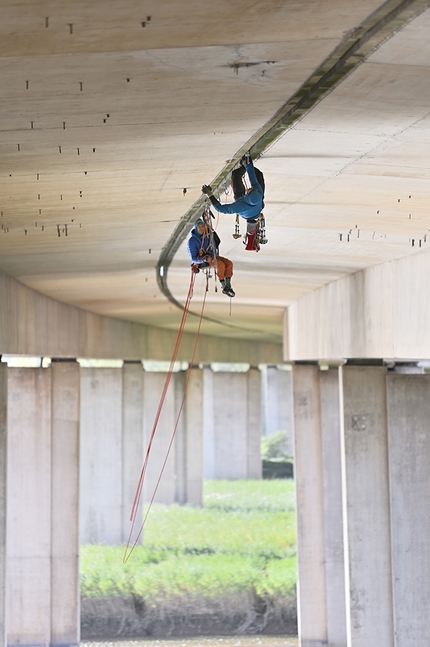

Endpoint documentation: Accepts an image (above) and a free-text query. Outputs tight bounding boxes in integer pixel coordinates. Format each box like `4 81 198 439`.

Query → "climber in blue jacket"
202 154 264 221
201 154 265 251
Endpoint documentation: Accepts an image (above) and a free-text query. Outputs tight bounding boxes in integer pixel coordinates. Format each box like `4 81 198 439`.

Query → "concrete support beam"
0 269 282 364
0 364 6 647
286 250 430 361
203 369 262 480
386 374 430 646
340 365 394 647
50 360 80 647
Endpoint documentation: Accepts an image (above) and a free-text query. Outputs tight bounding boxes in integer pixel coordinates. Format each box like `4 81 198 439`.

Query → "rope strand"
123 268 207 563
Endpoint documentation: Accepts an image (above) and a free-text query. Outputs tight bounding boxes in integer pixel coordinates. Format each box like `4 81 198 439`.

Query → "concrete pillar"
51 361 80 646
247 367 262 479
203 367 215 478
205 369 261 480
340 365 394 647
174 371 187 505
142 371 175 504
292 364 327 647
320 368 347 647
386 374 430 647
80 367 123 544
50 360 80 647
292 364 348 647
121 362 144 542
0 364 6 647
177 369 203 506
7 368 52 646
265 367 293 454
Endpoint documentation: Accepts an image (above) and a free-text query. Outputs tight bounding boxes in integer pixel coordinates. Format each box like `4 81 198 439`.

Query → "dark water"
82 637 298 647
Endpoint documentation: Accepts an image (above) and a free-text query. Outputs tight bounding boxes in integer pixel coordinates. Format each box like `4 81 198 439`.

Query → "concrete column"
0 364 6 647
121 362 144 542
213 371 248 479
50 360 80 647
208 369 261 480
340 365 394 647
247 367 262 479
203 367 215 478
386 374 430 647
182 368 203 505
174 371 187 505
265 367 293 454
7 368 52 646
80 367 123 544
320 368 347 647
292 364 327 647
142 371 175 504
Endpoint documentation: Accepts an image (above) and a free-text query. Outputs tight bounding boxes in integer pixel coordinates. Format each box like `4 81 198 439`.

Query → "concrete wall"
285 249 430 361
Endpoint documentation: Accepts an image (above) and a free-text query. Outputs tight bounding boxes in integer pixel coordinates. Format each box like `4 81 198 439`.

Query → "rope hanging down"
123 267 209 563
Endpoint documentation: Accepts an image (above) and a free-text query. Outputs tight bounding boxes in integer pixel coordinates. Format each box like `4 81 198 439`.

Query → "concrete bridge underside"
2 1 430 646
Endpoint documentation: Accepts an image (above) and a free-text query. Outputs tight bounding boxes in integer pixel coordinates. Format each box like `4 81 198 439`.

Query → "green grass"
81 479 297 602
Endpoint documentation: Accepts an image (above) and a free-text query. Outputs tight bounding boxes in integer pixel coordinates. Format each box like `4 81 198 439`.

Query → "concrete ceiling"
1 0 430 347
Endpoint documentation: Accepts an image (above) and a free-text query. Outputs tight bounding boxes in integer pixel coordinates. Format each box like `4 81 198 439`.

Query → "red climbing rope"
123 268 209 563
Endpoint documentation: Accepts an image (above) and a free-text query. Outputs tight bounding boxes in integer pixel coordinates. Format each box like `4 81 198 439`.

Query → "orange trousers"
208 256 233 281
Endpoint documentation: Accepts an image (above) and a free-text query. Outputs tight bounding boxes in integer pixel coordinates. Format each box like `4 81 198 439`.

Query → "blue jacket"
187 225 220 264
209 162 263 220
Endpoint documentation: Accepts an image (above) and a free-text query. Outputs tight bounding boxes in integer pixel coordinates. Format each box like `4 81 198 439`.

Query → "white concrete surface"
1 1 430 359
3 1 430 644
